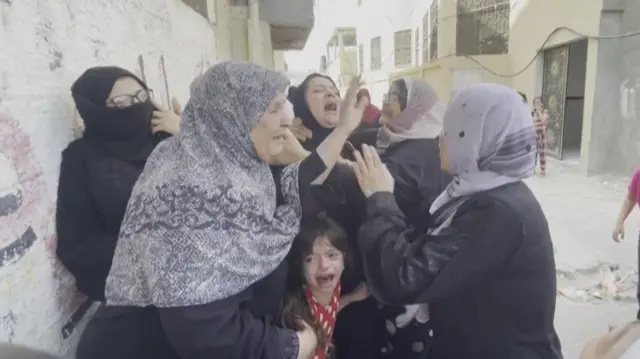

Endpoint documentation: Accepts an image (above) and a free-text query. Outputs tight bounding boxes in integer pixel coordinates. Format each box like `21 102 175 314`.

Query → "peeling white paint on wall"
0 0 216 356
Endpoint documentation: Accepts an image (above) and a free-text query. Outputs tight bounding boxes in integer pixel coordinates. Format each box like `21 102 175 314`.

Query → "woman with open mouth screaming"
288 74 382 359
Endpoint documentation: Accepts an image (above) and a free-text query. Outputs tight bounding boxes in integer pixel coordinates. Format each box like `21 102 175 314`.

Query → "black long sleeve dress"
314 130 451 359
75 153 327 359
56 135 167 301
358 182 564 359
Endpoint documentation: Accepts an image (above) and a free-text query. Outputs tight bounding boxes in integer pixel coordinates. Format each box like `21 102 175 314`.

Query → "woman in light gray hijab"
352 83 562 359
75 61 367 359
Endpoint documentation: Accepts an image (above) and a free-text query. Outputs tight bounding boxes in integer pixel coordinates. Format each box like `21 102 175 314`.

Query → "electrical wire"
455 26 640 78
349 0 640 83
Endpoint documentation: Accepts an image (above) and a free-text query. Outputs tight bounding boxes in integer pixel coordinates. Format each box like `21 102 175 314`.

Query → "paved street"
526 161 638 359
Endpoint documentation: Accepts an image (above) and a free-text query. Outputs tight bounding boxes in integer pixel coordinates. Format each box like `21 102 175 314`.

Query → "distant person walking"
533 96 548 176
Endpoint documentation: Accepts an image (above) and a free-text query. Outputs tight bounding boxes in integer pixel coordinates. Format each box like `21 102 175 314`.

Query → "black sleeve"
310 164 366 210
159 289 299 359
55 147 116 301
297 152 366 216
358 192 521 305
297 151 326 193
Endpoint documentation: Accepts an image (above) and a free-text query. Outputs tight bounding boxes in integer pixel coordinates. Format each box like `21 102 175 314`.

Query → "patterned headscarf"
105 61 302 307
376 77 445 152
430 83 537 213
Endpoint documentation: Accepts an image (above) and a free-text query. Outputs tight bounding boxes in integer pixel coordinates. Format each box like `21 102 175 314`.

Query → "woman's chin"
318 116 339 128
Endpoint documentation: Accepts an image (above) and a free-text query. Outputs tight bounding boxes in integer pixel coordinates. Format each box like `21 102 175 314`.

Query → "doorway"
541 39 588 163
562 39 588 163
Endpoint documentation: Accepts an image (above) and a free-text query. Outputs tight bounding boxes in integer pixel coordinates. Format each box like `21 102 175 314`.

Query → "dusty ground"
526 161 638 359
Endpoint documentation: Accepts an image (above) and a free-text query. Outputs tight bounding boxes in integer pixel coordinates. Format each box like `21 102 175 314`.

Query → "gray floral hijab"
430 83 537 213
105 62 302 307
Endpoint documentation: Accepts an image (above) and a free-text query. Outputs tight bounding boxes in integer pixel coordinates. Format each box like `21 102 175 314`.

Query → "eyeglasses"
107 88 154 109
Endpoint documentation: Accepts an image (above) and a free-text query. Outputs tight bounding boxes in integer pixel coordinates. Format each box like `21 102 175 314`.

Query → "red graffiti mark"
0 114 85 324
0 114 49 266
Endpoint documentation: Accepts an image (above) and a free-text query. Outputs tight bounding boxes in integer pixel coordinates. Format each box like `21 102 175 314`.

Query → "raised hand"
353 144 394 197
336 75 368 134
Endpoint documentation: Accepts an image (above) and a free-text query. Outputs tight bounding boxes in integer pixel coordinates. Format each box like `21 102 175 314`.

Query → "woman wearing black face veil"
289 73 383 359
55 66 178 303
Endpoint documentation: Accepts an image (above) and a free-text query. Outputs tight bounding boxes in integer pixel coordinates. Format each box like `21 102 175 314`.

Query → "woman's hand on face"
291 117 313 142
337 75 369 134
151 99 181 135
273 129 310 165
353 144 394 198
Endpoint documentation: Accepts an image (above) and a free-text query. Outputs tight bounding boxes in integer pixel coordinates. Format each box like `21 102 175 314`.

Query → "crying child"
280 214 368 359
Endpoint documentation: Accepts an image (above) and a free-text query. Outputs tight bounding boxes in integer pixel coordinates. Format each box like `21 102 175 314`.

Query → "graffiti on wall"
0 115 50 268
157 54 172 110
0 114 86 342
135 53 211 109
134 54 147 84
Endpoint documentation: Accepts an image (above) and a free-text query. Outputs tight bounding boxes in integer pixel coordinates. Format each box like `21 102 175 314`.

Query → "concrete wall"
0 0 217 356
588 0 640 175
508 0 603 173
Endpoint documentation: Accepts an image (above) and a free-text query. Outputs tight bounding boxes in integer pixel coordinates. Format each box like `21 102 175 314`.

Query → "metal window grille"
456 0 510 55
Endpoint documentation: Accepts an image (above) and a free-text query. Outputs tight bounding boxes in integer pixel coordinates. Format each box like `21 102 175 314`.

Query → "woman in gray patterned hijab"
75 62 368 359
106 62 304 308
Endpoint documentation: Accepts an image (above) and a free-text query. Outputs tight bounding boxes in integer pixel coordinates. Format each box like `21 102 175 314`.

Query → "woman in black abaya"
56 66 180 302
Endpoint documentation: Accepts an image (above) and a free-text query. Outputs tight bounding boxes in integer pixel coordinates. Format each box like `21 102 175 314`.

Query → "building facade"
0 0 312 355
354 0 640 176
322 27 359 93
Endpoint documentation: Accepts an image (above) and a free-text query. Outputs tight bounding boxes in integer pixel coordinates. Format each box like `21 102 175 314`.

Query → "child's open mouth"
316 273 335 286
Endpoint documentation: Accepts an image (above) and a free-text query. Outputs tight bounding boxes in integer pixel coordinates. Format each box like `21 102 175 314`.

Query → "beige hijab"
580 321 640 359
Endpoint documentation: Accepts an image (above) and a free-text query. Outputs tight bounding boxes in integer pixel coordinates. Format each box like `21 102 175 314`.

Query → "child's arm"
338 283 369 312
613 192 636 242
613 169 639 242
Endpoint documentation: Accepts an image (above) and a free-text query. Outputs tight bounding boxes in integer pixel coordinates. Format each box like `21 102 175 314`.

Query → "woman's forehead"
309 76 335 89
109 77 143 97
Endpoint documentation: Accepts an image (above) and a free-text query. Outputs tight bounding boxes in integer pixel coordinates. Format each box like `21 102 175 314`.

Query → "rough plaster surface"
527 161 637 358
591 1 640 175
0 0 216 356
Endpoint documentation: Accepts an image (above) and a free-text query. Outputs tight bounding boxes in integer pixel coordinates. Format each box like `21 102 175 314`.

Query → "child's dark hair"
280 213 350 353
